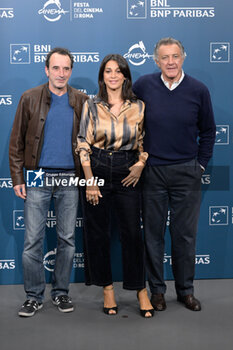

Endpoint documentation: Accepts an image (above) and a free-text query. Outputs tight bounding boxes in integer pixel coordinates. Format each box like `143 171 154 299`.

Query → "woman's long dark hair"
97 54 136 104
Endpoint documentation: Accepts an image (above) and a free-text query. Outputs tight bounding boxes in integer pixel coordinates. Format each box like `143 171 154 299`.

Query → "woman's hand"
86 185 102 205
81 159 102 205
121 160 145 187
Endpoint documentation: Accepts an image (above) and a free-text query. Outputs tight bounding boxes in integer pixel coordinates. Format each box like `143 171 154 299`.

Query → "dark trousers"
142 159 202 296
81 147 146 290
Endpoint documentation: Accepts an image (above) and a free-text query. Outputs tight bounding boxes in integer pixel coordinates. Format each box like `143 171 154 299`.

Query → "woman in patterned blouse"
77 54 154 318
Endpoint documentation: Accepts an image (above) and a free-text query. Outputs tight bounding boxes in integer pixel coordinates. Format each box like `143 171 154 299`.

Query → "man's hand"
14 184 26 199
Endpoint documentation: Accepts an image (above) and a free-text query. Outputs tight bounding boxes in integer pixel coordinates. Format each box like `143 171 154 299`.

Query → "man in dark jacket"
133 38 216 312
9 47 88 317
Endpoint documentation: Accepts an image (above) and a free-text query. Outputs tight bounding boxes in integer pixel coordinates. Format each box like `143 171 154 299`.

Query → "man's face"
155 44 184 83
45 53 72 95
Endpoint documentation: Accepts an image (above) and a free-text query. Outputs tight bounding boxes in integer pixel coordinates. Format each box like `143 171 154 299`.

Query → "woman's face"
103 60 125 92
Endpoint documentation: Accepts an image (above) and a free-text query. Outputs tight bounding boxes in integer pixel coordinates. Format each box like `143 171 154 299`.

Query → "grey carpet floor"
0 279 232 350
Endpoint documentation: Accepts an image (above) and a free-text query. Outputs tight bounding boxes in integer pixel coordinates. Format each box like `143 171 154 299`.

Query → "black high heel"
103 286 118 315
103 306 118 315
137 289 154 318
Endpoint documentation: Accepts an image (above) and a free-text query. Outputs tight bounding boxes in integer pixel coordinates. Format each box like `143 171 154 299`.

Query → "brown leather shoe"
151 294 166 311
177 294 201 311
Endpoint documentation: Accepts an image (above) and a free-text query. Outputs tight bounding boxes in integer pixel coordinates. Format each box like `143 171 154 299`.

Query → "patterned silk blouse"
76 97 148 164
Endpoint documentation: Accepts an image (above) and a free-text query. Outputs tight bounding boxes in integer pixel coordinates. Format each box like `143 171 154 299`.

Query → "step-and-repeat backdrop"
0 0 232 284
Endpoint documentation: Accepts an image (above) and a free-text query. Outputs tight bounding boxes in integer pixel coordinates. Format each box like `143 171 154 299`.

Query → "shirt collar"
161 70 185 91
93 96 131 107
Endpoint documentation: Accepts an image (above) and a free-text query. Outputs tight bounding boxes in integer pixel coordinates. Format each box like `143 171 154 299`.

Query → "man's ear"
155 59 161 69
45 66 49 77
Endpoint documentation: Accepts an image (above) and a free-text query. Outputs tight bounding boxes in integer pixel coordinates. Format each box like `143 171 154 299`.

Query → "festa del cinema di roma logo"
43 249 84 271
38 0 69 22
124 41 153 66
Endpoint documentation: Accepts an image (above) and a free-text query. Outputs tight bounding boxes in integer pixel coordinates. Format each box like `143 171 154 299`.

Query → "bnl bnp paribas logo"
215 125 229 145
0 259 15 270
13 210 25 230
0 7 14 19
10 44 99 64
38 0 69 22
210 43 230 63
209 206 228 226
10 44 30 64
13 209 83 230
164 253 210 265
127 0 147 19
124 41 153 66
0 95 12 106
10 44 51 64
0 178 13 188
127 0 215 19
